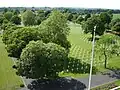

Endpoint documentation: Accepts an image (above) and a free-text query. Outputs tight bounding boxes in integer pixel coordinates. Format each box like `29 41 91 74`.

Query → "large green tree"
82 15 105 40
11 15 21 25
39 10 71 50
100 12 112 24
22 10 36 26
16 40 68 79
4 11 13 21
3 27 40 58
96 34 120 68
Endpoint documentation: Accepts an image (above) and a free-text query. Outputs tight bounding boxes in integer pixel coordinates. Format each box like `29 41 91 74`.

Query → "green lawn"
113 14 120 20
0 36 23 90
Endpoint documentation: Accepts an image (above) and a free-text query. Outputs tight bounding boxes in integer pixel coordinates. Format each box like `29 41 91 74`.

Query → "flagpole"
88 25 96 90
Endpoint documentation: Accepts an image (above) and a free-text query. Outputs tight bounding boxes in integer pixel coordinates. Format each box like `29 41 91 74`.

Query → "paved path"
19 70 120 90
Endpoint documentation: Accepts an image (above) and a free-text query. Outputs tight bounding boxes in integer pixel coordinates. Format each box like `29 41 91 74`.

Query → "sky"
0 0 120 9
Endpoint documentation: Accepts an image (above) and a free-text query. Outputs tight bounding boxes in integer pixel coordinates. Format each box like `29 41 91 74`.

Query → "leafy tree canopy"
99 12 112 24
22 10 36 26
96 34 120 68
11 15 21 25
17 40 68 79
39 10 71 50
4 11 13 21
3 27 40 58
82 15 105 40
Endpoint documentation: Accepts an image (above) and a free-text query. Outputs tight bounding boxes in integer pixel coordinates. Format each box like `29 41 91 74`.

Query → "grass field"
113 14 120 20
68 22 120 71
0 36 23 90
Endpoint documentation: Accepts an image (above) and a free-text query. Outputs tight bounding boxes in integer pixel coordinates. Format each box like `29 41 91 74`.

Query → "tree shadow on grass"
66 57 98 74
27 77 86 90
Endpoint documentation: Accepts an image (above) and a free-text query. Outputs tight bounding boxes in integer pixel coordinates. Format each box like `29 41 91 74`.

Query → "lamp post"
88 25 96 90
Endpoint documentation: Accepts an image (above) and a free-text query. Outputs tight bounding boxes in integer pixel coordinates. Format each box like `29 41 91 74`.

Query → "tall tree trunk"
104 50 107 68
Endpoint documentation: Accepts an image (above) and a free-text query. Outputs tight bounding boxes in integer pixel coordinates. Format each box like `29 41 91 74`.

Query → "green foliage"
17 40 68 79
3 19 9 24
82 15 105 40
84 13 91 21
107 10 113 19
13 9 20 15
3 10 70 58
22 10 36 26
112 22 120 32
2 24 21 44
110 18 120 32
1 22 15 30
4 11 13 21
95 34 120 68
67 13 73 21
110 18 120 28
39 10 71 50
3 8 8 14
11 15 21 25
76 16 84 24
100 12 112 24
0 15 5 24
44 10 51 17
3 27 40 58
72 14 79 23
36 10 46 25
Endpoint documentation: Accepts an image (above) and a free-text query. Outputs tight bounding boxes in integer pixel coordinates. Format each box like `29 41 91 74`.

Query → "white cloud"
0 0 120 9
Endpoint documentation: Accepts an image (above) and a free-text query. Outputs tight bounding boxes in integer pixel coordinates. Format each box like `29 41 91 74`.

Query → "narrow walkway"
76 74 117 89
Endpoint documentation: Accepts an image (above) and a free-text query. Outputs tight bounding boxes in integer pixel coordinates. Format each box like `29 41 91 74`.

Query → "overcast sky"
0 0 120 9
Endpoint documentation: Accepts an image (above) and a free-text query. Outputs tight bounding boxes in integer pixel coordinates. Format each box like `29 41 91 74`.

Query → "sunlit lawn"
113 14 120 20
0 36 23 90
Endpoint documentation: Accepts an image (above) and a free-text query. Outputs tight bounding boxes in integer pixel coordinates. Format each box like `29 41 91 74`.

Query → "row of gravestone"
70 44 107 67
65 58 98 74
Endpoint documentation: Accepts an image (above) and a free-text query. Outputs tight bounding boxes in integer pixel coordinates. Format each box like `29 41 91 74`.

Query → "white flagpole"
88 25 96 90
